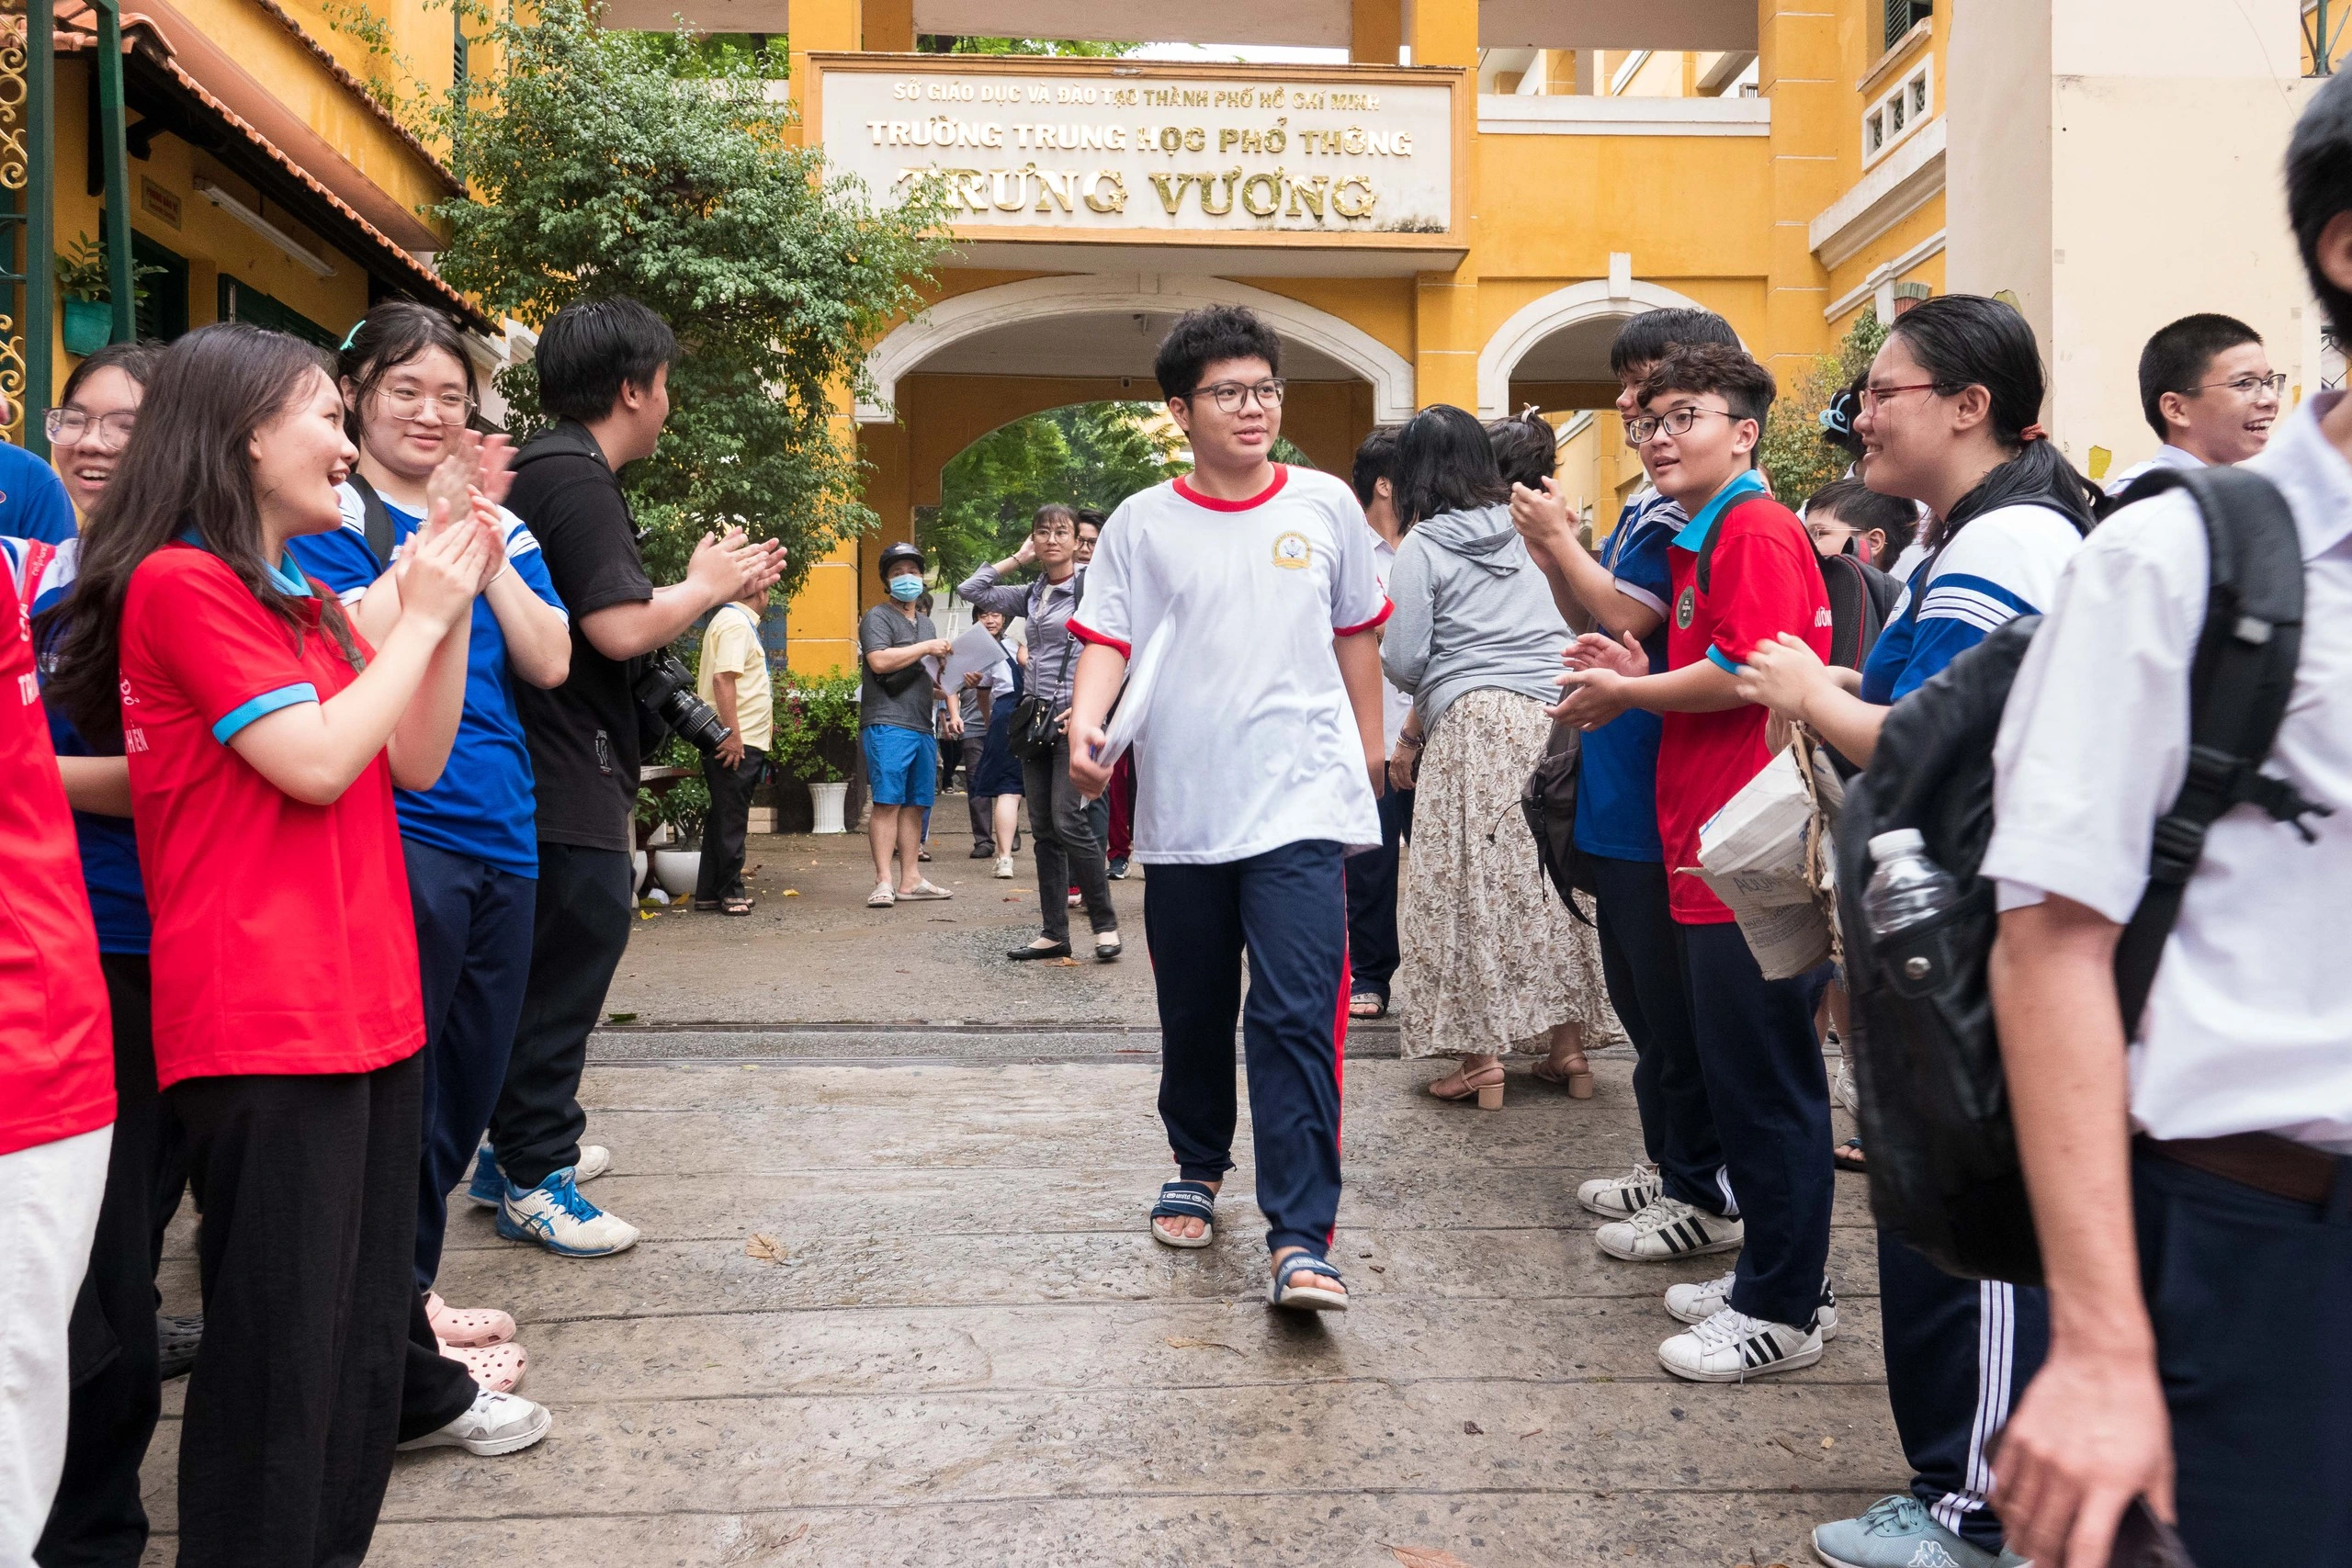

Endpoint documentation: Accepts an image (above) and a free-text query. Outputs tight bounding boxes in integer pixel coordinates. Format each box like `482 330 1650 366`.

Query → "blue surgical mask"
888 575 923 603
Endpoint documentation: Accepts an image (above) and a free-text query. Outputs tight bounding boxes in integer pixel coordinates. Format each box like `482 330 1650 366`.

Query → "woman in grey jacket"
1382 407 1617 1110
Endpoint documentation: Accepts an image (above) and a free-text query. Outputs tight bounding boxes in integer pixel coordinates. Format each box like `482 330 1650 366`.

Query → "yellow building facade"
774 0 2321 676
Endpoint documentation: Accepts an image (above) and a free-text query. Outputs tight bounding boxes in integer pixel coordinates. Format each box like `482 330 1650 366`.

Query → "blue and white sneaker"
1812 1495 2028 1568
495 1167 639 1257
465 1143 611 1210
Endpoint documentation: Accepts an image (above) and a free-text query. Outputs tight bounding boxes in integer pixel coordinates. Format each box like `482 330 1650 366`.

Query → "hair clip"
1817 400 1853 437
339 318 367 352
2018 423 2047 442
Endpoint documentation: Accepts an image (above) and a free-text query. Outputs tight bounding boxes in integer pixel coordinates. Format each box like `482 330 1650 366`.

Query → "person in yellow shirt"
694 588 775 913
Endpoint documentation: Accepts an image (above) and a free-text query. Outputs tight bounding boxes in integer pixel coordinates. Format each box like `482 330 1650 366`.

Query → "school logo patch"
1675 584 1696 629
1271 531 1311 570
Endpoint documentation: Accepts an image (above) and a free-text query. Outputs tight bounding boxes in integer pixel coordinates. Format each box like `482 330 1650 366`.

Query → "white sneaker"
495 1168 639 1258
993 855 1014 878
574 1145 612 1183
1664 1270 1839 1340
399 1389 552 1455
1658 1306 1823 1382
1595 1195 1744 1261
1833 1060 1860 1114
1577 1162 1663 1220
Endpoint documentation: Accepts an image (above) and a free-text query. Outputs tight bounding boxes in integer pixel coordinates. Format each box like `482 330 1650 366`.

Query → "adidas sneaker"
1577 1162 1663 1221
1595 1195 1744 1262
1665 1269 1839 1340
1658 1305 1823 1382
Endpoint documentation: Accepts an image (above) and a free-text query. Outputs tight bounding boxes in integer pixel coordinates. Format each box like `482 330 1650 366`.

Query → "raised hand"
471 433 516 507
401 501 492 634
1564 629 1646 678
1550 666 1634 732
1734 632 1834 723
422 428 485 540
466 491 509 592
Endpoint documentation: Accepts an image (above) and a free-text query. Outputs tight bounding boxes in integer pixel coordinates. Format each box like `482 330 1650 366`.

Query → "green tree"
927 402 1182 584
1757 312 1888 510
431 2 951 589
914 35 1135 57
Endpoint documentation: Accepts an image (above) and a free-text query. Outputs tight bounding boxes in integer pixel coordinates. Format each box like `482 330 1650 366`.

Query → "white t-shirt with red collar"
1070 465 1390 864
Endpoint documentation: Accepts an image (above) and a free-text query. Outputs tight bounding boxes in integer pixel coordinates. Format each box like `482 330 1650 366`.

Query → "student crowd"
5 72 2350 1568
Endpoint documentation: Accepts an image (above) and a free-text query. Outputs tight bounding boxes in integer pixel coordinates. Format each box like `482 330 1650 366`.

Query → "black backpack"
1518 721 1594 926
1836 467 2326 1284
1819 549 1902 670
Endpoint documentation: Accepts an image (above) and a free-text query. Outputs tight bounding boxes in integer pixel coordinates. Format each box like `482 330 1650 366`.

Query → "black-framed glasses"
1183 378 1284 413
2196 372 2287 400
1625 405 1738 445
44 407 137 450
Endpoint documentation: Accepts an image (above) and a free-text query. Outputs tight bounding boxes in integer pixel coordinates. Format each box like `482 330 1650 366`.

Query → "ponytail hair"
1884 295 2100 547
43 323 366 745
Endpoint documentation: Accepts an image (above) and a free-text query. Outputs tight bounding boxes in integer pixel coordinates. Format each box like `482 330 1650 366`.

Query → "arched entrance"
1476 277 1735 416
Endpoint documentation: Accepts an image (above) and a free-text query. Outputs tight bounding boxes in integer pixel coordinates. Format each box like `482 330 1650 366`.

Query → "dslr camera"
634 649 731 755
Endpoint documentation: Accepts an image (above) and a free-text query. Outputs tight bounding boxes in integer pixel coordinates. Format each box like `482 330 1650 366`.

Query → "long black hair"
1883 295 2100 547
338 299 481 446
44 323 366 743
1392 404 1508 529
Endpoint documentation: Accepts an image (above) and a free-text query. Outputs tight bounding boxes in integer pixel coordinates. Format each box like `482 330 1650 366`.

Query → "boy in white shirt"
1067 305 1389 1312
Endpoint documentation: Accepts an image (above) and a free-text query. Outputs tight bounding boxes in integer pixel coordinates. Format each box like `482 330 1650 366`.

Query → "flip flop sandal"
1148 1180 1217 1248
1834 1138 1870 1175
721 894 754 916
897 880 954 900
439 1337 527 1393
867 884 896 908
1348 991 1388 1019
1268 1252 1350 1313
425 1292 514 1348
692 898 722 912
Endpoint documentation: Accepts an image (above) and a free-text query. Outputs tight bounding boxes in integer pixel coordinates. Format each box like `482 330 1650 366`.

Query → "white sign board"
817 64 1455 239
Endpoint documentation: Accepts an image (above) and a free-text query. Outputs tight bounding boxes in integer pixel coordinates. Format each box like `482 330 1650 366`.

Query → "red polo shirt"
1656 483 1833 925
0 558 112 1156
119 545 423 1089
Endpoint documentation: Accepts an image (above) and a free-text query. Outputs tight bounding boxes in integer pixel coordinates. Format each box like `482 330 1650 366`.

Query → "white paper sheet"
1094 624 1165 772
941 624 1009 692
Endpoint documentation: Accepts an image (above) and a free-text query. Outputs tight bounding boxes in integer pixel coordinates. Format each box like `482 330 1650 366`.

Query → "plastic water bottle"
1862 828 1962 943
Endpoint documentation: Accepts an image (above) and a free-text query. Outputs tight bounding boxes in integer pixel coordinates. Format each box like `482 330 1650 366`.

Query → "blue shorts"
862 724 936 807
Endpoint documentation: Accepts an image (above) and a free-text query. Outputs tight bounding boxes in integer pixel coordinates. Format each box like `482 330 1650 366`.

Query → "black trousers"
2133 1145 2352 1564
959 732 993 851
1147 840 1350 1258
695 746 766 904
1020 738 1114 943
1878 1233 2047 1552
1342 784 1413 997
38 954 164 1568
166 1055 425 1568
492 840 632 1189
1589 854 1725 1213
1680 920 1834 1329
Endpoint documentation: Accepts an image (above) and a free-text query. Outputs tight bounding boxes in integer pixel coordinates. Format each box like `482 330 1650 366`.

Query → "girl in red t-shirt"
45 322 540 1564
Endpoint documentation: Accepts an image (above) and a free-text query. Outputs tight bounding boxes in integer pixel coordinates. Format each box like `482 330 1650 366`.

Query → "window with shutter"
1883 0 1930 53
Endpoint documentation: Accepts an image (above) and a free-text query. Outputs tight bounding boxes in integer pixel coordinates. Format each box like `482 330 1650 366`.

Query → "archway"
1476 278 1734 416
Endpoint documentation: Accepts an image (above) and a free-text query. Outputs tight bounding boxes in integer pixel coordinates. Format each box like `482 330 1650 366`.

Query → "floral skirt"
1395 687 1622 1060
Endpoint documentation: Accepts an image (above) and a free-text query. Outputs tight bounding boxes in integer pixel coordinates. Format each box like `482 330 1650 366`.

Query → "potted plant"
635 736 709 897
55 232 160 356
773 670 860 834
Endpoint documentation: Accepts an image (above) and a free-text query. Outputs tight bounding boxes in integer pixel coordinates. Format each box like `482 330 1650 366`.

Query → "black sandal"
1008 940 1071 961
1834 1138 1869 1175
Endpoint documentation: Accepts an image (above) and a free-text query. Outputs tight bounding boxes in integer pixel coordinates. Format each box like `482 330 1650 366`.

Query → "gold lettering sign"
820 64 1453 238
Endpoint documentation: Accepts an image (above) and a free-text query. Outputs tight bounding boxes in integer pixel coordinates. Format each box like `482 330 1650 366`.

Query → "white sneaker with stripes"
1664 1269 1839 1339
1576 1162 1663 1220
1594 1195 1745 1261
1657 1306 1824 1382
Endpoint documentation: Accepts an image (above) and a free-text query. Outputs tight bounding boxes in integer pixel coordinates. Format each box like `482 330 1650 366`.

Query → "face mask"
888 575 923 603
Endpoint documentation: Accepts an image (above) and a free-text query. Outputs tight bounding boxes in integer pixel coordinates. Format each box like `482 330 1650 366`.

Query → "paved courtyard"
143 795 1896 1567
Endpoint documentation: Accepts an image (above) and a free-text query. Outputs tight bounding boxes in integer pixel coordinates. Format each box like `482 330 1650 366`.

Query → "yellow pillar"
1408 0 1477 415
1407 0 1476 67
864 0 912 52
1756 0 1842 373
786 0 860 146
1350 0 1401 65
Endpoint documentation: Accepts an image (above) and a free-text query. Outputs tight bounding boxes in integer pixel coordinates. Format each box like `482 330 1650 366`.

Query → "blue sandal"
1148 1180 1217 1248
1268 1252 1350 1313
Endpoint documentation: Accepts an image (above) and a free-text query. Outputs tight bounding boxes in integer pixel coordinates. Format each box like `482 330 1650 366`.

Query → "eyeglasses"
44 407 137 450
1624 405 1739 445
1183 378 1285 413
1859 382 1943 411
2196 372 2287 400
376 387 478 423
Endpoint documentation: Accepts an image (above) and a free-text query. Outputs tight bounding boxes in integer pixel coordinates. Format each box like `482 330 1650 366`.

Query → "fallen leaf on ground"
1517 1427 1545 1440
745 1234 786 1263
783 889 800 897
1770 1434 1820 1461
1054 957 1081 966
1385 1547 1478 1568
1162 1336 1242 1354
1819 1436 1836 1449
1461 1420 1483 1435
606 1012 638 1024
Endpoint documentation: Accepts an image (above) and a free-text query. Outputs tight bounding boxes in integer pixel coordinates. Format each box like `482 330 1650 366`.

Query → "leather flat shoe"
1009 941 1072 961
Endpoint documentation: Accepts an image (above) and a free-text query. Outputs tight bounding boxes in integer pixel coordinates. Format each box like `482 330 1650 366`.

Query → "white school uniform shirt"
1070 466 1390 864
2102 441 2203 499
1369 526 1412 752
1981 391 2352 1151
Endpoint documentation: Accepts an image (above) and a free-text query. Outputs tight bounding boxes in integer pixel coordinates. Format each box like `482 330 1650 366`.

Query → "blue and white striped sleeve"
1892 503 2085 700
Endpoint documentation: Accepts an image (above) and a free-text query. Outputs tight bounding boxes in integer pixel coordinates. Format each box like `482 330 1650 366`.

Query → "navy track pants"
1146 839 1350 1259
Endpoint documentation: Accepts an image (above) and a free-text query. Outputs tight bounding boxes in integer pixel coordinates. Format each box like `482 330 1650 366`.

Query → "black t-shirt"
506 423 655 852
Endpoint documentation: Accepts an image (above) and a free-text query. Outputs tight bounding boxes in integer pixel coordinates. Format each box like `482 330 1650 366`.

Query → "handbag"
1005 570 1082 761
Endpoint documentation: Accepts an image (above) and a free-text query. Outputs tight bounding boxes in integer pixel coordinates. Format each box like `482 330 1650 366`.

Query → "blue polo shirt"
0 445 74 545
3 534 148 953
287 485 568 879
1571 491 1683 863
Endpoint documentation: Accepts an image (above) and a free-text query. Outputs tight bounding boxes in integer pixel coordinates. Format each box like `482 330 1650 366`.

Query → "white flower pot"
630 849 649 894
809 780 850 835
651 848 702 898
